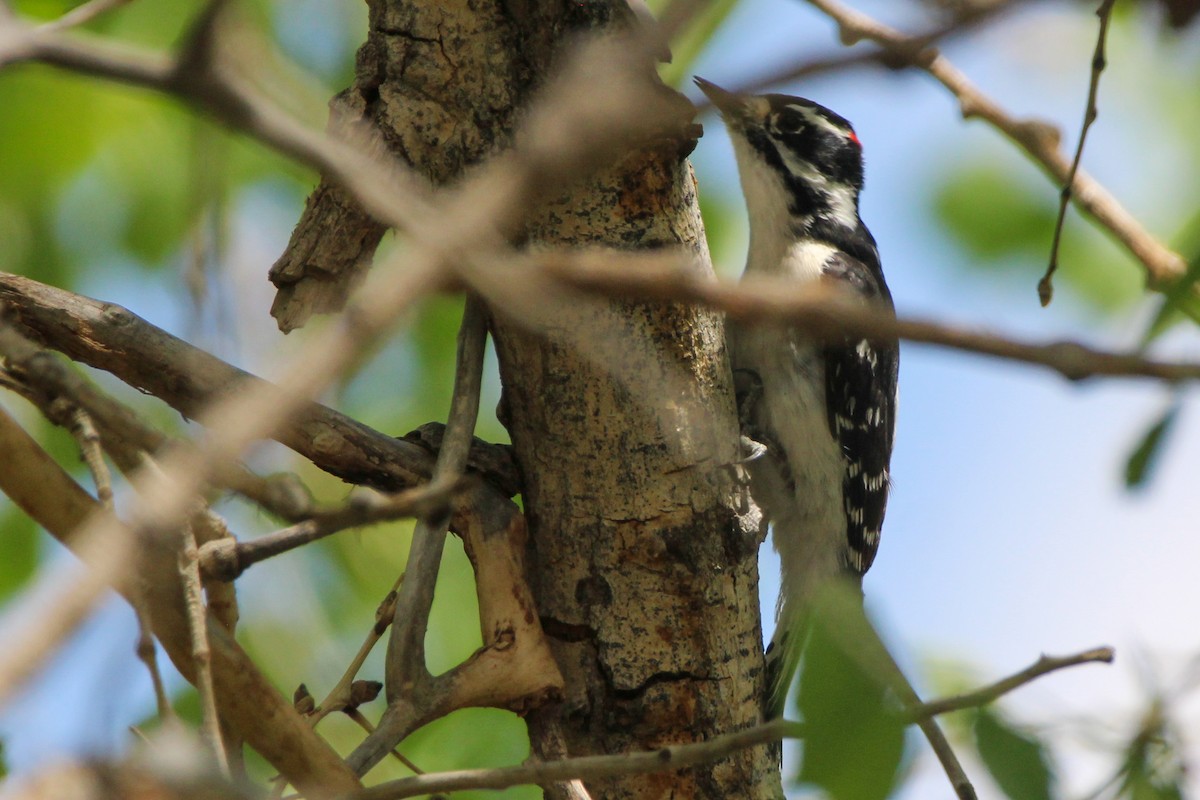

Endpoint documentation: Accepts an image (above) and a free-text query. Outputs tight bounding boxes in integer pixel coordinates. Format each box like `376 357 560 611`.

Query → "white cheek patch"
796 107 847 139
778 146 858 230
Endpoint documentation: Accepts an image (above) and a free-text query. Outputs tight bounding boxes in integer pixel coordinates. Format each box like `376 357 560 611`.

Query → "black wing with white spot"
822 249 898 575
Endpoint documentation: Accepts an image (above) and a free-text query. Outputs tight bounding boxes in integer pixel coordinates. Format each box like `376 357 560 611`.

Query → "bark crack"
610 669 718 701
540 615 597 643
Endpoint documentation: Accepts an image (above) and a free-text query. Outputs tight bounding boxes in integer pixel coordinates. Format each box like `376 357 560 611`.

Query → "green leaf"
699 191 743 279
935 165 1053 262
794 614 906 800
1124 403 1180 490
973 709 1054 800
1117 700 1187 800
0 501 39 602
658 0 741 89
1141 253 1200 347
934 163 1141 311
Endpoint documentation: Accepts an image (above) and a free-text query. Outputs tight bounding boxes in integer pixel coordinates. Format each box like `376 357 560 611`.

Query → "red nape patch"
848 130 862 147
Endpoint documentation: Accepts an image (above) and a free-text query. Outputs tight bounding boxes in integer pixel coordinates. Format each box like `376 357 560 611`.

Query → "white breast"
727 312 847 617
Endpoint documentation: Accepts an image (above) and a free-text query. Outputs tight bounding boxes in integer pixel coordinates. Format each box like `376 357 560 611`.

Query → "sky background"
687 1 1200 796
2 1 1199 798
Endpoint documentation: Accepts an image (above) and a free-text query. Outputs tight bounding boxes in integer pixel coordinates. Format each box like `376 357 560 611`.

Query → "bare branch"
0 408 360 795
710 0 1027 101
132 601 174 722
800 0 1186 288
178 518 228 773
1039 0 1118 306
198 479 462 582
0 274 480 493
305 577 402 727
351 643 1114 800
64 406 112 507
387 298 487 682
912 646 1116 719
0 320 317 520
540 251 1200 382
344 298 491 775
355 719 802 800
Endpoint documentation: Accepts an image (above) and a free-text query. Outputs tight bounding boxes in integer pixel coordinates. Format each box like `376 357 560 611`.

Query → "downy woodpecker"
695 78 899 719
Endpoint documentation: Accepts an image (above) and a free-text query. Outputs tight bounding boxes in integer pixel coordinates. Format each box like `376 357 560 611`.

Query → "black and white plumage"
695 78 899 718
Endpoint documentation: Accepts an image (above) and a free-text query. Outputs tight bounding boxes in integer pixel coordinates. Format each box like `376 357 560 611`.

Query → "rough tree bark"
272 2 778 797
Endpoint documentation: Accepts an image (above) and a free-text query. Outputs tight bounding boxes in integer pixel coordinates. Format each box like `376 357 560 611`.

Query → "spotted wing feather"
821 250 898 575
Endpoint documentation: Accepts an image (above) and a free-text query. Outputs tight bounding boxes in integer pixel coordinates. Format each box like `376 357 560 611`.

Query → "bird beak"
693 77 747 121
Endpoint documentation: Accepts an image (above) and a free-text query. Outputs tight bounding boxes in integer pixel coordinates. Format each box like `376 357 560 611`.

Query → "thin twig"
198 479 462 581
883 646 975 798
539 251 1200 382
805 585 976 799
801 0 1186 287
388 296 488 682
353 643 1114 800
912 646 1116 719
354 297 489 774
64 405 113 507
178 518 229 773
343 709 425 775
133 600 174 721
1038 0 1118 306
708 0 1027 102
354 719 803 800
307 576 403 727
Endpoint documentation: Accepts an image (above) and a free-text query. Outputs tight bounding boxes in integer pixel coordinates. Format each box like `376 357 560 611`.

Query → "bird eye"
775 109 805 134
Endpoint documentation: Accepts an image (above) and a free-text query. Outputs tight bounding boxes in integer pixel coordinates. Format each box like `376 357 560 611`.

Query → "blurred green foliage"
934 162 1142 312
0 1 527 795
794 617 906 800
973 709 1055 800
1123 401 1180 489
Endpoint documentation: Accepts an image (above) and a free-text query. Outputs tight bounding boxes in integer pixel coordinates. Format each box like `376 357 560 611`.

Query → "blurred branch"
540 251 1200 382
0 274 494 493
0 405 138 707
912 646 1116 719
37 0 134 32
1039 0 1117 306
718 0 1025 98
0 406 360 796
801 0 1187 288
0 319 317 520
65 406 113 507
178 518 229 773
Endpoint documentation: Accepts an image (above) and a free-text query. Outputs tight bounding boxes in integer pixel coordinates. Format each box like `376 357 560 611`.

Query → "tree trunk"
273 2 779 796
